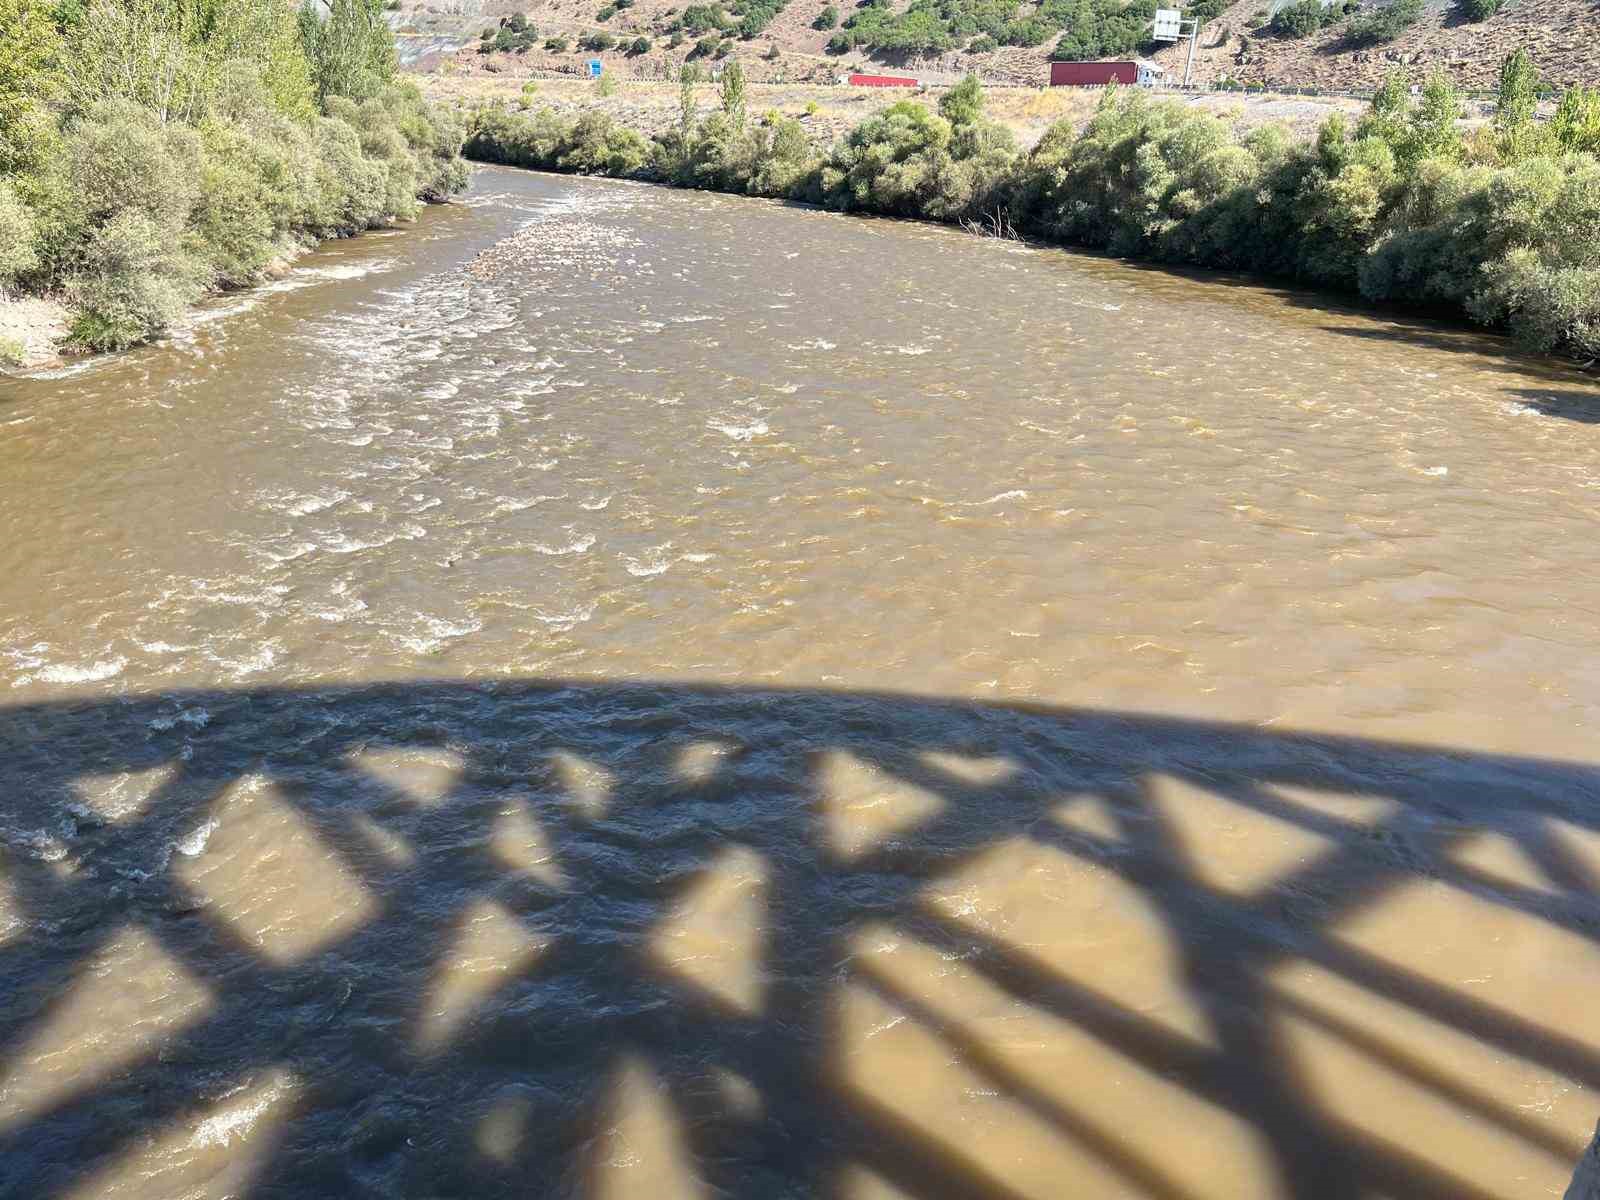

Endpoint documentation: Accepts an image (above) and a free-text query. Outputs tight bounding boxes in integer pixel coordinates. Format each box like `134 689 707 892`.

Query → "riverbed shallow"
2 166 1599 1200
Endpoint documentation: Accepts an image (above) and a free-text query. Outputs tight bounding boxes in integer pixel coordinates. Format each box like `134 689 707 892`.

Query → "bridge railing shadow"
0 680 1597 1199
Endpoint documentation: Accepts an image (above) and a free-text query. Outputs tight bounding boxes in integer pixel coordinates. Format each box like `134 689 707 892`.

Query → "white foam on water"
309 593 370 623
192 1077 293 1149
137 641 191 655
624 544 675 578
709 420 769 442
894 345 932 355
579 495 613 511
176 819 219 858
323 525 428 554
969 490 1029 506
3 641 51 671
493 493 568 515
5 828 68 862
213 642 280 678
148 707 212 732
262 541 320 564
272 489 351 516
530 602 597 632
297 259 398 282
532 532 595 556
786 339 836 351
12 656 127 687
394 614 484 653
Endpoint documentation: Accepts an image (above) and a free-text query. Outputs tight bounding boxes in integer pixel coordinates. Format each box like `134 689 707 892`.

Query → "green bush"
814 4 838 26
67 211 204 350
596 5 617 20
967 34 996 51
1552 86 1600 156
0 181 38 290
680 4 728 32
546 34 570 50
1270 0 1329 38
1458 0 1500 19
939 73 984 126
820 91 1014 220
1343 0 1422 46
629 35 653 53
1003 15 1052 45
0 0 467 354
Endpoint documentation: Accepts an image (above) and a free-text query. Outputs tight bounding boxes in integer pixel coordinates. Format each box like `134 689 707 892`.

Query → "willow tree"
53 0 316 125
1495 48 1543 162
0 0 63 175
298 0 398 104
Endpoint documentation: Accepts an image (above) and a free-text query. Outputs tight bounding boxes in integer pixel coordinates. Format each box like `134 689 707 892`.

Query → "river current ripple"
1 167 1599 1200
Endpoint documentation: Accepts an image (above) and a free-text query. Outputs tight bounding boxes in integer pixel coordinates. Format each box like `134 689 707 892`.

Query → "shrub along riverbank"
466 58 1600 361
0 0 468 360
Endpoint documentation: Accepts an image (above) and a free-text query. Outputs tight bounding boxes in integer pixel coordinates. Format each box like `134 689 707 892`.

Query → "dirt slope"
1148 0 1600 91
396 0 1600 91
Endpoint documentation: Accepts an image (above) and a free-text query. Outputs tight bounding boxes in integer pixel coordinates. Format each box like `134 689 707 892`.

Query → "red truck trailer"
846 72 919 87
1049 60 1139 86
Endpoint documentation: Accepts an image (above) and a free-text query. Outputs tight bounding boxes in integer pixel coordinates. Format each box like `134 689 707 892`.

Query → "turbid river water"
2 167 1600 1200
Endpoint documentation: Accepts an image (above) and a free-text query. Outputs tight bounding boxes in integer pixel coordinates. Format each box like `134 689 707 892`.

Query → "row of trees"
465 55 1600 360
0 0 468 355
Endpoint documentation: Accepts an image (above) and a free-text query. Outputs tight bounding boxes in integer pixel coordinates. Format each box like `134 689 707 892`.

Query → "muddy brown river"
2 167 1600 1200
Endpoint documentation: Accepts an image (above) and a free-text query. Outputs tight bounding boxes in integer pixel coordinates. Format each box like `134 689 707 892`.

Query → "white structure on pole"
1152 7 1202 88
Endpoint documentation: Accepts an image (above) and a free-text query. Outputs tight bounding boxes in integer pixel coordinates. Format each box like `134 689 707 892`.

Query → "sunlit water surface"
2 167 1599 1200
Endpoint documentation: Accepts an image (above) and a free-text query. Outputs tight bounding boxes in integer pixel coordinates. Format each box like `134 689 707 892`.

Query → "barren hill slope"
395 0 1600 90
1149 0 1600 91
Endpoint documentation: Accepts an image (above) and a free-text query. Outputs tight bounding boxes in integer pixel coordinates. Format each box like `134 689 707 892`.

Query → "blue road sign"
588 59 603 78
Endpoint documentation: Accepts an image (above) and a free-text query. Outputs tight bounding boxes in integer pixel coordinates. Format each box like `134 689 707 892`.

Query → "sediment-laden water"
2 167 1599 1200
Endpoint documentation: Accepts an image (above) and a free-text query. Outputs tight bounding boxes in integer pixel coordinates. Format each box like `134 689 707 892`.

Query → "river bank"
0 0 470 370
0 295 68 371
422 73 1373 150
2 226 416 375
462 64 1600 364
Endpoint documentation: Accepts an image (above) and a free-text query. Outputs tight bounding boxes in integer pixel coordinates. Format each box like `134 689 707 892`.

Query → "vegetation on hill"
1269 0 1356 39
0 0 467 356
466 56 1600 360
818 0 1229 60
1342 0 1423 47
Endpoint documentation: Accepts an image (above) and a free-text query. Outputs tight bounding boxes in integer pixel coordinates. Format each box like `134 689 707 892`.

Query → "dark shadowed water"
2 167 1599 1200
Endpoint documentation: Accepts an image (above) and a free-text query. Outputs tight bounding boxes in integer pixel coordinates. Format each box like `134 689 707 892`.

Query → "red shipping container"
846 72 919 87
1049 60 1138 86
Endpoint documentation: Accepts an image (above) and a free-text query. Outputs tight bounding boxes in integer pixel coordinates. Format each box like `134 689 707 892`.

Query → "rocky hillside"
1150 0 1600 91
395 0 1600 90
